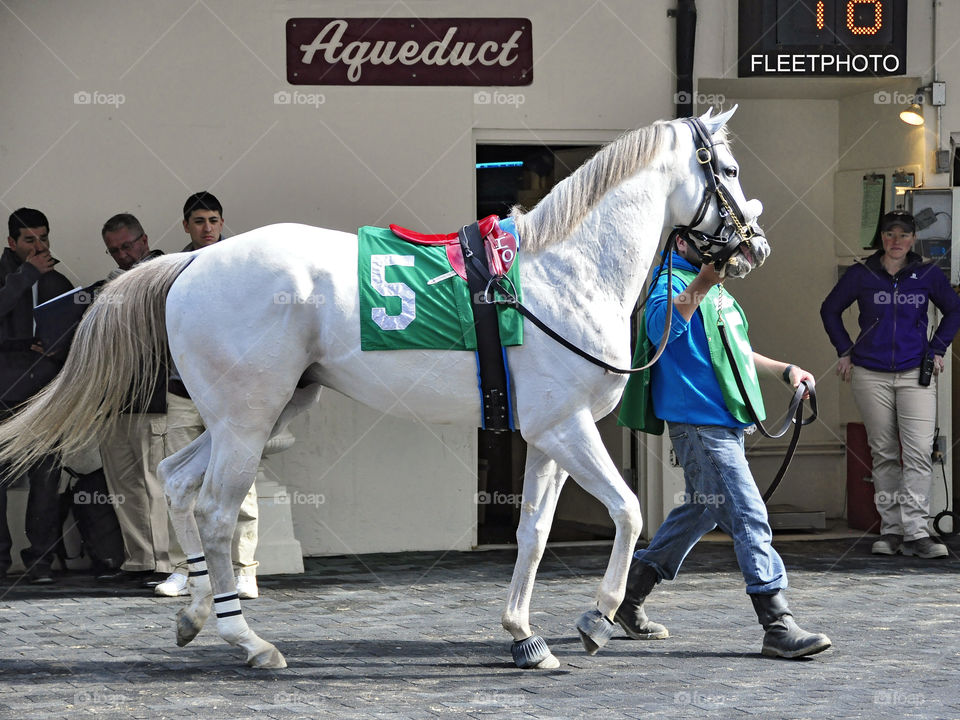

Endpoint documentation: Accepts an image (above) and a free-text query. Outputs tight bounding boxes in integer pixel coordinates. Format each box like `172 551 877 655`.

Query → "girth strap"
458 222 512 431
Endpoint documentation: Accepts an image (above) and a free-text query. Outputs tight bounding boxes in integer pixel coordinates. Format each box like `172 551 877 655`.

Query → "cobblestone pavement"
0 535 957 719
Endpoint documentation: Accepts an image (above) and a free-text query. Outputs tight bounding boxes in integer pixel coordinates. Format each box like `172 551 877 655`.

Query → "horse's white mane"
510 119 729 251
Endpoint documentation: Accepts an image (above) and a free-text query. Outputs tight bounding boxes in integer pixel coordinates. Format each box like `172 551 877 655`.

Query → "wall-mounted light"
899 100 924 125
899 82 946 126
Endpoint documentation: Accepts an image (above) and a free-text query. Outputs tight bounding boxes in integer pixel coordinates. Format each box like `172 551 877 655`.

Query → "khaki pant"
164 392 258 575
100 413 172 572
851 366 937 541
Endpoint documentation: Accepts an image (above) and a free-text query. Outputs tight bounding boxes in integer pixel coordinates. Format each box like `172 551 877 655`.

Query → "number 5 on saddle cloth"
357 216 522 431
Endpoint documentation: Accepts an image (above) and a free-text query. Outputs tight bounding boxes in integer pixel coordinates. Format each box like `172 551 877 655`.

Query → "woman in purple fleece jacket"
821 211 960 559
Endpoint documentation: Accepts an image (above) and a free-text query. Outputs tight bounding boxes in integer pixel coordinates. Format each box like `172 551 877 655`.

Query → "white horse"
0 107 768 670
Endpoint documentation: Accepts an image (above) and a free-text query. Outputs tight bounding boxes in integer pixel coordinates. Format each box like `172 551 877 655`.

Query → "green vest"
618 269 765 434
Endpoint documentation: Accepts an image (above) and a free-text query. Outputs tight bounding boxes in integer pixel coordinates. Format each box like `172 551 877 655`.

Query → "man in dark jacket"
0 208 73 583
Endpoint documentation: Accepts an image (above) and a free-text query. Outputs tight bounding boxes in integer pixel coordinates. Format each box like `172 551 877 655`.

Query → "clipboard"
33 281 105 356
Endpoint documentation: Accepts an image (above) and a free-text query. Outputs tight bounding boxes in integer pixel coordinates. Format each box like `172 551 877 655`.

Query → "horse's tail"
0 253 196 478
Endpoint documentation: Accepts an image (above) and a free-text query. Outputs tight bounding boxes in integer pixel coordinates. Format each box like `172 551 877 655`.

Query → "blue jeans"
635 423 786 595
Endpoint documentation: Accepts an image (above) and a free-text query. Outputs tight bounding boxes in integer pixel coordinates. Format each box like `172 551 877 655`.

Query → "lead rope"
714 285 817 502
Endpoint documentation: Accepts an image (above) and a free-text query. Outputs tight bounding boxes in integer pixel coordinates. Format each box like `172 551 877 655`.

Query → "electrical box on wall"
903 188 960 283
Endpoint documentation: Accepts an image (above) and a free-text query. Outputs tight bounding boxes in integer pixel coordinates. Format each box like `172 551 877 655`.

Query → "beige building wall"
0 0 675 554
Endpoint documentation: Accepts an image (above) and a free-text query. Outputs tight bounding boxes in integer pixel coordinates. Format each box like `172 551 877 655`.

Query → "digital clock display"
739 0 906 77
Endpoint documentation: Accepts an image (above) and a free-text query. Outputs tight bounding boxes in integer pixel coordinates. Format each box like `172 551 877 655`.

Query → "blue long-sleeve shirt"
645 254 748 428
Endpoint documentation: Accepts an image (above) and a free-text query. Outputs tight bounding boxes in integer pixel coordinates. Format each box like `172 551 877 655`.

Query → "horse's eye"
724 166 738 179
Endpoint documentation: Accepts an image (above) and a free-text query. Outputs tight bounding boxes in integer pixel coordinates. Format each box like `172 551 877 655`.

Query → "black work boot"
750 592 831 659
614 558 669 640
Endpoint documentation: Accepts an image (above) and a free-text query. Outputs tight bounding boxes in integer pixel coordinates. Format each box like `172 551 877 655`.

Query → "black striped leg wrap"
187 555 208 579
214 592 242 618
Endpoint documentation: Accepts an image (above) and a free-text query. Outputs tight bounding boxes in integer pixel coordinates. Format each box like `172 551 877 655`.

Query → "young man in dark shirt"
0 208 73 583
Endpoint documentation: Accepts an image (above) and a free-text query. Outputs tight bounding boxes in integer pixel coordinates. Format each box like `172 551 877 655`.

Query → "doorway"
474 142 629 545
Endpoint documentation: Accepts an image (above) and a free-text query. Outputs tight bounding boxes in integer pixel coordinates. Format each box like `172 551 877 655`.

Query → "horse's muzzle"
724 225 769 279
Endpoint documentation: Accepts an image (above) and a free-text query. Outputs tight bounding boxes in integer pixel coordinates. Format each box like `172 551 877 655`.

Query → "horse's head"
669 106 770 279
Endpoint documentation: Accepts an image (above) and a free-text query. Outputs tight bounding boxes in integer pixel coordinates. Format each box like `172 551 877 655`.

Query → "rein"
714 288 818 502
468 247 666 375
467 230 684 375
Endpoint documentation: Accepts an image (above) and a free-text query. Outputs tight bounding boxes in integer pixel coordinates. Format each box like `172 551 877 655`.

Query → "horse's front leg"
159 430 214 647
528 411 643 655
502 447 566 669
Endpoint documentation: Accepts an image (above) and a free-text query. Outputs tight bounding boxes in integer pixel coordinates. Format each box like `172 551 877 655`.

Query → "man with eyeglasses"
0 208 73 583
96 213 170 587
102 213 161 277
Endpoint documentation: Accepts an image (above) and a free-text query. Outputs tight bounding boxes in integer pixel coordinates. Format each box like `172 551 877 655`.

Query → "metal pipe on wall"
673 0 697 118
631 0 698 498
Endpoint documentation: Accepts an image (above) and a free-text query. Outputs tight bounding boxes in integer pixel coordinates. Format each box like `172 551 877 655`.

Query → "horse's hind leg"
158 430 213 647
502 446 567 669
526 411 642 655
196 429 285 669
266 382 322 448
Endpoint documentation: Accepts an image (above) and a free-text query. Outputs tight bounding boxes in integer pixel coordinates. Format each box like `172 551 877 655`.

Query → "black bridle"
676 117 766 274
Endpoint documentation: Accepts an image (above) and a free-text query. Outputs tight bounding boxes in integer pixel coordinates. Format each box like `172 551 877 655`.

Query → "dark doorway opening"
475 142 626 546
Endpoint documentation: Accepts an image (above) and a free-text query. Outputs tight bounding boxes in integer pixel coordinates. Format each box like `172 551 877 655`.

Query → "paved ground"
0 535 957 720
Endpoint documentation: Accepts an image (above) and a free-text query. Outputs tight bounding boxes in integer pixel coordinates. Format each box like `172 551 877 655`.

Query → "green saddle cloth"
358 226 523 351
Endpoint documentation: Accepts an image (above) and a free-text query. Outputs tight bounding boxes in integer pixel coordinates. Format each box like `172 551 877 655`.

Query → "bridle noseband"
676 117 764 273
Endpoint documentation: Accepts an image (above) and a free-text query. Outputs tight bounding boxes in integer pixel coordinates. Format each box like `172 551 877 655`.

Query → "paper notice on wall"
860 175 885 248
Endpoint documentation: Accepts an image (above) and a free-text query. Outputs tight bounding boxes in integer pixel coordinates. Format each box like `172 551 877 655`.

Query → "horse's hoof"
576 608 617 655
176 608 202 647
533 653 560 669
511 634 556 669
247 644 287 669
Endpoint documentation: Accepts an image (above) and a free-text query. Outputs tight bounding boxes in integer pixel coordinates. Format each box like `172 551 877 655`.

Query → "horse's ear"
700 104 738 135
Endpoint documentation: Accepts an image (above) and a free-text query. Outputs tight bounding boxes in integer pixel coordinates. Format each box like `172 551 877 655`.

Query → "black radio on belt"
919 352 935 387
